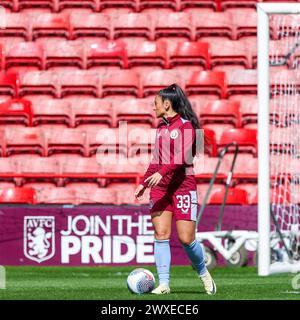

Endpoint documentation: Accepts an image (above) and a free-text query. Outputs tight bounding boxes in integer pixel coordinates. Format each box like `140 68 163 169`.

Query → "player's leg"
151 209 173 294
174 191 217 295
176 220 207 276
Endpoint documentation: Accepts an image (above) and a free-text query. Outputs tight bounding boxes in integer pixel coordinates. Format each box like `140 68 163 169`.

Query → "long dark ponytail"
158 83 204 155
158 83 200 130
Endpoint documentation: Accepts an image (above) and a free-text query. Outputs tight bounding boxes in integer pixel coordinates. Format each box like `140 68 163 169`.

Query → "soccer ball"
126 268 155 294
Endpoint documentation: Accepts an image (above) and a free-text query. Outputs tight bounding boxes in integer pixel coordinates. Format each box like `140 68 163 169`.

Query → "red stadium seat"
191 12 234 40
112 13 154 40
203 123 232 142
199 99 242 127
115 99 155 127
232 11 257 40
72 99 114 127
0 44 4 71
101 69 141 98
37 187 77 204
226 69 257 98
60 157 102 174
209 40 251 70
58 70 102 98
208 186 249 205
5 42 45 70
220 0 257 11
180 0 218 11
127 126 156 156
248 189 257 205
219 128 257 156
240 37 257 68
223 153 258 179
196 183 223 204
194 154 229 179
58 0 100 11
100 0 137 11
32 99 73 127
70 13 111 40
45 128 88 156
185 71 226 99
169 41 210 70
18 0 58 11
86 40 128 69
22 182 58 191
154 12 193 40
0 72 18 98
236 182 257 205
0 130 6 156
87 128 128 156
5 128 46 156
101 8 136 15
44 40 84 69
31 13 72 41
65 182 99 192
0 187 37 204
0 158 18 185
127 40 168 69
0 0 18 11
18 70 58 98
60 157 102 185
0 13 30 40
141 69 182 97
138 0 179 11
76 188 118 204
239 96 258 127
107 182 136 205
0 98 33 126
18 157 59 185
203 128 217 157
102 156 146 175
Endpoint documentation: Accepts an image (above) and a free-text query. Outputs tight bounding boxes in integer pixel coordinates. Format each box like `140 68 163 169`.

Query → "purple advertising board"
0 205 257 266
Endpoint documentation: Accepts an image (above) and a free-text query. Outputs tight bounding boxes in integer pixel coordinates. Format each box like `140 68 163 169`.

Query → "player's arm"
134 128 159 197
135 151 158 199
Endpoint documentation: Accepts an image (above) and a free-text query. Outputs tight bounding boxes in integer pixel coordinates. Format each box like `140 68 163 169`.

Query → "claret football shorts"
149 188 198 221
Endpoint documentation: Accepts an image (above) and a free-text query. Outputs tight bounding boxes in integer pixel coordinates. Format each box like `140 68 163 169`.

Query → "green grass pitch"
0 266 299 300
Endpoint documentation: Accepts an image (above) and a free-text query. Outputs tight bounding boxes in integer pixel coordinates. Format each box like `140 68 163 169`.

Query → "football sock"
182 239 207 276
154 239 171 286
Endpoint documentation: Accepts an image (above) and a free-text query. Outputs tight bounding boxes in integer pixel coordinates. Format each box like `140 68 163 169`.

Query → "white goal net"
258 3 300 275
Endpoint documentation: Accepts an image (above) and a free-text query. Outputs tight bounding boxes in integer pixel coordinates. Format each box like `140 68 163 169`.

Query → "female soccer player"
134 83 216 295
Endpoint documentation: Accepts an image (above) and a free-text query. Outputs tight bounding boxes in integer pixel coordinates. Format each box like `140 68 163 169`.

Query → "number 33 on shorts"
174 191 198 221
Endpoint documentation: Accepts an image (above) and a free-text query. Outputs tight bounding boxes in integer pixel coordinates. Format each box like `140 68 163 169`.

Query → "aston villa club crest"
24 216 55 263
170 129 179 139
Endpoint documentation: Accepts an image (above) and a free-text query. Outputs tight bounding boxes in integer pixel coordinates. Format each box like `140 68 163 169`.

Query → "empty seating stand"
0 6 266 205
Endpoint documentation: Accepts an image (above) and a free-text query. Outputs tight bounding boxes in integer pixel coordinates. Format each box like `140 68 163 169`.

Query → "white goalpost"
258 3 300 275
